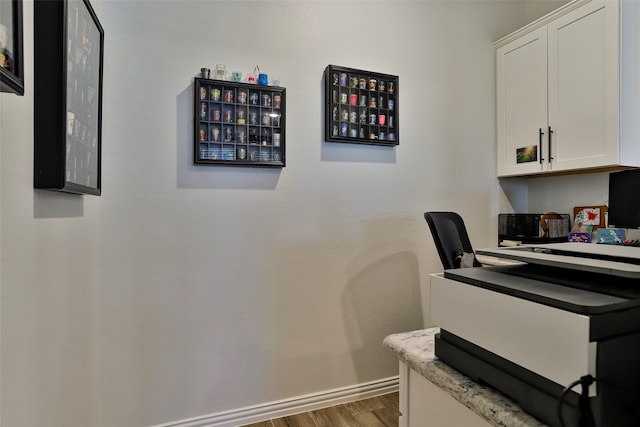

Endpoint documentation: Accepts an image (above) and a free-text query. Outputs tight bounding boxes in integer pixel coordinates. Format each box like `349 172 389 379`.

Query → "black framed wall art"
0 0 24 95
325 65 398 147
34 0 104 195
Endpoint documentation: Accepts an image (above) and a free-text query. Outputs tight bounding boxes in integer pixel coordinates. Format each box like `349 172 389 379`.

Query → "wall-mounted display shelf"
0 0 25 95
34 0 104 195
324 65 398 146
194 78 286 167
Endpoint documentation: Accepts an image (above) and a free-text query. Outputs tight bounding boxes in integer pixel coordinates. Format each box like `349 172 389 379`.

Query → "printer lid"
444 264 640 315
477 242 640 278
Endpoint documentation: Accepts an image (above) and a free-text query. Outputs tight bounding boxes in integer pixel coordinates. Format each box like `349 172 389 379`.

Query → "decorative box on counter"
596 228 625 244
568 232 592 243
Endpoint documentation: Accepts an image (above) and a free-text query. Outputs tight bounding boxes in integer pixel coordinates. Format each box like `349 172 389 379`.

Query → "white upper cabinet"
495 0 640 178
496 27 548 176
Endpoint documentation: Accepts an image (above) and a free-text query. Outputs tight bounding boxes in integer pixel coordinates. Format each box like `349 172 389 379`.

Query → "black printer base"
435 330 640 427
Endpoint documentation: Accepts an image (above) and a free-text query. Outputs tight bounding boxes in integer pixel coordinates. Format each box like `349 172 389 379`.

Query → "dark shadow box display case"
34 0 104 195
194 78 286 167
0 0 24 95
325 65 398 146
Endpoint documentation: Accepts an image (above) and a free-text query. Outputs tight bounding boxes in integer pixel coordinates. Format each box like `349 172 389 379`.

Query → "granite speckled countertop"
383 328 547 427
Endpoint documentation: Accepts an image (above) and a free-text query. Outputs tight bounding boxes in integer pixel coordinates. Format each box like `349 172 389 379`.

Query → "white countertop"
383 328 547 427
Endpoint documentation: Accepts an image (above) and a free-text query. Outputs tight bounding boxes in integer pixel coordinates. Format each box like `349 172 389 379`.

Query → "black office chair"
424 211 482 270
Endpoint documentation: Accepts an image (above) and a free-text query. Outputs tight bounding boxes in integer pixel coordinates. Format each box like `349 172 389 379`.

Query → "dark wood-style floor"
240 392 400 427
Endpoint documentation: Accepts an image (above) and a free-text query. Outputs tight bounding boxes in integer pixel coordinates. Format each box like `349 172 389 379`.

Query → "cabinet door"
547 0 619 172
496 26 548 177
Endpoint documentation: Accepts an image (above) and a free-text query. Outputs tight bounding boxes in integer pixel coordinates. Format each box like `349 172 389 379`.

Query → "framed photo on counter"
573 205 608 230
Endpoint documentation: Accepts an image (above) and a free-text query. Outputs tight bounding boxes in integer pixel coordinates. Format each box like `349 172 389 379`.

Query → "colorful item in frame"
577 207 602 226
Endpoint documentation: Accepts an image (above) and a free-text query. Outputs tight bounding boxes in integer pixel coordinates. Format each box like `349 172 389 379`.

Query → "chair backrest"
424 211 481 270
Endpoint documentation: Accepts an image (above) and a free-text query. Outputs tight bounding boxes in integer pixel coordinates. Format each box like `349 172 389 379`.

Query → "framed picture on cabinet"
0 0 24 95
325 65 398 146
34 0 104 195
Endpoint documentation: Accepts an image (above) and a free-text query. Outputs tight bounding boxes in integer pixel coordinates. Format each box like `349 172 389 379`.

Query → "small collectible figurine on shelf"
0 24 13 70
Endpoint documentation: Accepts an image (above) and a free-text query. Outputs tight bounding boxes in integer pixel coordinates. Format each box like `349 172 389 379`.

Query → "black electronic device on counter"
498 213 570 245
608 168 640 229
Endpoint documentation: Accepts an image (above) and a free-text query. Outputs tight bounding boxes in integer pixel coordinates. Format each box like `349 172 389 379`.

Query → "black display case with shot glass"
194 78 286 167
34 0 104 195
324 65 398 146
0 0 25 96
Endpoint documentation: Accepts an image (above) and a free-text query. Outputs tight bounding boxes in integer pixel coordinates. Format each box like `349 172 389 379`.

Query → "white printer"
430 243 640 427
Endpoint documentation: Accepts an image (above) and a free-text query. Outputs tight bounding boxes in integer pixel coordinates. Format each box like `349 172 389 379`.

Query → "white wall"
97 1 523 426
524 0 571 22
0 1 533 427
0 2 100 427
527 172 609 215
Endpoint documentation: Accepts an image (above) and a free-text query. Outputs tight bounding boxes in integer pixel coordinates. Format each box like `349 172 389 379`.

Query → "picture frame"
325 65 399 146
516 146 537 164
34 0 104 195
0 0 24 95
573 205 608 230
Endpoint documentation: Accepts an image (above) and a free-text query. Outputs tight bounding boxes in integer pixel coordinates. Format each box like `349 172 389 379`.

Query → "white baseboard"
152 376 399 427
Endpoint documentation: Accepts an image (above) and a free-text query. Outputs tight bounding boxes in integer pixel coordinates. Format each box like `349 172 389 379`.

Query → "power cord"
557 375 596 427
